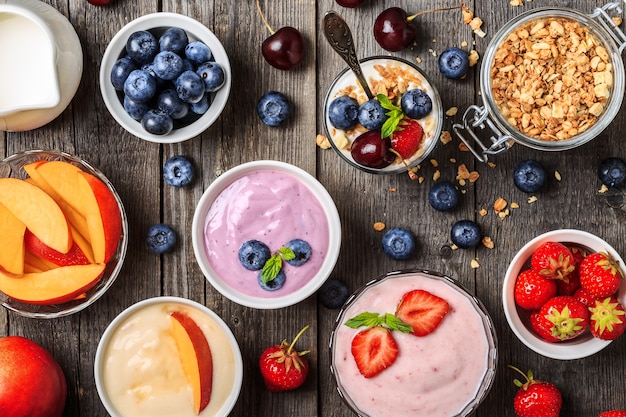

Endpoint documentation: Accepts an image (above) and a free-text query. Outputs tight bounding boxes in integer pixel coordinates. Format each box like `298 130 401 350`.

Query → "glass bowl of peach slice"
0 149 128 318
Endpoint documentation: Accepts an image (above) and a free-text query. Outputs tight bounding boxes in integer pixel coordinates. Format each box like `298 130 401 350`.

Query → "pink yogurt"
331 271 496 417
203 169 330 298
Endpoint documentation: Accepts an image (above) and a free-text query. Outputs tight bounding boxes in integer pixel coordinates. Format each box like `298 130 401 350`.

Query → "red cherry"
350 130 395 169
335 0 367 7
373 8 416 52
261 27 306 71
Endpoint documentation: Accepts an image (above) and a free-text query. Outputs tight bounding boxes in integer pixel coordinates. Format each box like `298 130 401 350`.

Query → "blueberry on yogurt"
357 99 388 130
238 240 271 271
401 89 433 119
328 95 359 130
285 239 312 266
258 269 286 291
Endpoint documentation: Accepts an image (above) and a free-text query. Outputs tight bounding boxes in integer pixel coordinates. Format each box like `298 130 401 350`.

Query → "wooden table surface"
2 0 626 416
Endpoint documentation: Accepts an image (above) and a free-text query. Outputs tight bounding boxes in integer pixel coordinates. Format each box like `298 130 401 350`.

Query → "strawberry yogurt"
331 271 497 417
202 168 330 298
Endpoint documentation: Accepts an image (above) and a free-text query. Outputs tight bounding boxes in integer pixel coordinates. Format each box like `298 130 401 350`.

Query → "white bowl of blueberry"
191 160 342 309
99 12 231 143
323 56 443 174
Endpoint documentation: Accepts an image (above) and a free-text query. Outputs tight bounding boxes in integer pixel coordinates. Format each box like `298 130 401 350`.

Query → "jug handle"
591 1 626 53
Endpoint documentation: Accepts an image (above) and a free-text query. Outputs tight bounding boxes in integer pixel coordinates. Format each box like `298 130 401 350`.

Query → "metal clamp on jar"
454 1 626 162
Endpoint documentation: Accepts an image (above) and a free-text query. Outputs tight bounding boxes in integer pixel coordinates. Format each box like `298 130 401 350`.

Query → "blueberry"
357 99 388 130
381 227 416 260
146 223 176 253
141 109 173 135
318 278 349 309
191 93 211 115
123 69 157 103
258 269 286 291
110 57 137 91
175 70 206 103
123 95 151 120
285 239 311 266
428 180 459 212
156 89 189 119
401 89 433 119
140 62 166 87
185 41 212 64
238 240 271 271
153 51 184 81
159 27 188 55
196 62 225 92
126 30 158 65
163 155 195 187
513 159 547 193
257 91 292 127
450 220 481 249
328 95 359 130
598 157 626 188
438 47 470 79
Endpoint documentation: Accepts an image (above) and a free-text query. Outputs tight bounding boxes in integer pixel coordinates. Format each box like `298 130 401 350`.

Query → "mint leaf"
261 254 282 284
377 94 404 138
344 312 383 329
383 313 413 333
279 246 296 261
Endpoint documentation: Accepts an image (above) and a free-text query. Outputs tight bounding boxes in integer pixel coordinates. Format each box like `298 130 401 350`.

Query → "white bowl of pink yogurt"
192 160 342 309
330 270 497 417
94 296 243 417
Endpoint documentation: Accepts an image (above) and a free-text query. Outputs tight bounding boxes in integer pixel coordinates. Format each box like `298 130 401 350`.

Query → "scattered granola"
468 50 480 67
459 142 470 152
450 157 457 163
528 195 538 204
446 107 459 117
440 130 453 145
388 187 398 192
487 161 497 168
373 222 386 231
482 236 495 249
490 17 613 141
479 208 488 216
469 17 486 38
498 208 510 219
510 0 523 6
599 184 609 193
430 159 439 167
494 197 507 213
456 163 480 183
554 170 562 181
433 170 441 181
510 202 520 209
316 134 331 149
470 258 480 269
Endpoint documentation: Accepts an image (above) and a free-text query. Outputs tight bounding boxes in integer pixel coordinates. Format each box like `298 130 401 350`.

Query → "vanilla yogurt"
203 169 330 298
331 271 497 417
100 302 239 417
323 57 443 173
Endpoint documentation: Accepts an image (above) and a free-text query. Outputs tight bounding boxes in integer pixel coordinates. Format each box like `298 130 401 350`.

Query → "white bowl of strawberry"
503 229 626 360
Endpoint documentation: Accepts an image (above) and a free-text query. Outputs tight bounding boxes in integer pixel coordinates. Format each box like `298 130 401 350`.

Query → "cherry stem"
287 324 310 355
389 149 418 180
255 0 275 35
407 2 466 23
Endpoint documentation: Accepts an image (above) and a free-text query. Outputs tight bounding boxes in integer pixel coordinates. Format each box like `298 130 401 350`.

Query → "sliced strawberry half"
395 289 450 336
390 118 423 160
350 326 398 378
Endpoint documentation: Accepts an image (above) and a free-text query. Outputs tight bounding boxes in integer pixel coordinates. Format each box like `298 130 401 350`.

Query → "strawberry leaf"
377 94 404 138
261 253 282 284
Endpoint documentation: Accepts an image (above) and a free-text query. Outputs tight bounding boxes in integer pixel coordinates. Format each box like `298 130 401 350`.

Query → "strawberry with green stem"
530 241 575 281
509 366 562 417
259 325 310 391
579 251 624 299
589 297 626 340
531 296 589 342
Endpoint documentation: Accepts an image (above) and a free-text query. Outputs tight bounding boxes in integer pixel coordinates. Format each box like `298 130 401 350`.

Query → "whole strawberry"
259 325 310 392
579 252 624 299
589 297 626 340
514 269 557 310
556 245 585 295
531 296 589 342
531 241 575 281
390 118 423 160
599 410 626 417
510 366 562 417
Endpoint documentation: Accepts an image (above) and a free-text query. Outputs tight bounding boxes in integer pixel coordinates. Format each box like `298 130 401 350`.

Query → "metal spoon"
323 11 374 100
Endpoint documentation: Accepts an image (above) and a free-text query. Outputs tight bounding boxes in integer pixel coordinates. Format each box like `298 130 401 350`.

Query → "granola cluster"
490 17 613 141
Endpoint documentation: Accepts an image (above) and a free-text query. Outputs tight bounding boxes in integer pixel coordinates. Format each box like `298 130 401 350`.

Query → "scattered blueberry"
438 47 470 79
158 27 188 55
285 239 312 266
185 41 212 64
123 95 151 120
513 159 547 193
258 269 286 291
598 157 626 188
153 51 184 80
110 57 137 91
156 89 189 119
381 227 416 260
163 155 195 187
175 70 206 103
146 223 177 253
428 180 459 212
123 69 157 103
238 240 271 271
196 62 225 92
126 30 158 64
328 95 359 130
357 99 388 130
450 220 481 249
318 278 349 309
401 89 433 119
257 91 292 127
141 109 173 135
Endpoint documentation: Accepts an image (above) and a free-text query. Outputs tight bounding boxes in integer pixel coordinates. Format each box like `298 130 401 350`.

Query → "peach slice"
170 311 213 414
0 178 71 254
24 230 90 267
23 251 57 273
0 263 105 305
0 202 26 275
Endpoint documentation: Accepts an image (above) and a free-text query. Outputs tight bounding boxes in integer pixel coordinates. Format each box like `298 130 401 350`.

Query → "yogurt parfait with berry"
323 56 443 174
192 160 341 309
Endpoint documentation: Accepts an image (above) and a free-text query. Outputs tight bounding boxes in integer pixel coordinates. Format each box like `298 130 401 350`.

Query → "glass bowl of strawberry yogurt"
330 270 497 417
503 229 626 360
323 56 443 175
192 160 341 309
